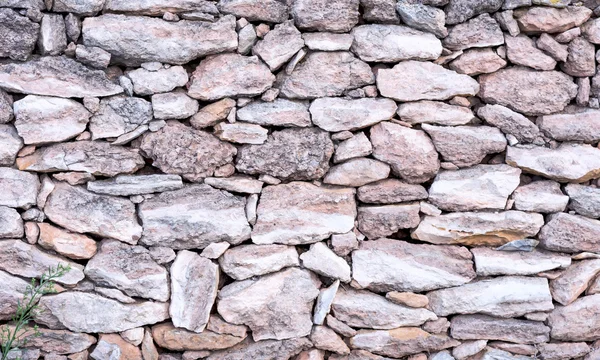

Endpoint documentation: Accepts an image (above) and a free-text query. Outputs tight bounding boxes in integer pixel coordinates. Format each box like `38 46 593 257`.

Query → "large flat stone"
104 0 219 16
350 328 460 358
82 15 237 65
89 95 152 140
550 259 600 305
357 203 420 239
514 6 592 33
139 185 250 249
450 315 550 344
217 0 289 22
87 174 183 196
473 248 571 276
538 106 600 143
539 212 600 253
236 99 311 127
0 167 39 209
152 323 244 351
548 294 600 341
219 244 299 280
310 97 397 132
397 100 474 126
206 338 312 360
291 0 359 32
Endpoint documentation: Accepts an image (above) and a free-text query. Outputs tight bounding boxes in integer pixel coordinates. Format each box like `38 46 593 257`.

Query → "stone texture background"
1 0 600 359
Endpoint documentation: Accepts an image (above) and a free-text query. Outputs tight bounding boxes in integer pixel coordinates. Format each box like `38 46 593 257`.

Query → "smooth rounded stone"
87 174 183 197
506 144 600 182
36 292 169 333
395 2 447 38
429 165 520 212
0 325 96 355
512 180 568 213
412 211 544 246
236 127 333 181
370 122 439 183
151 92 198 120
540 213 600 253
386 292 429 308
170 250 219 333
538 106 600 143
252 182 356 245
514 6 592 33
278 51 374 99
253 20 304 71
37 223 97 260
565 184 600 218
472 248 571 276
332 288 436 329
479 67 578 116
214 123 268 145
0 90 13 124
450 315 550 344
85 240 169 302
549 294 600 341
291 0 359 32
140 121 237 182
538 342 590 360
444 0 503 24
236 99 311 127
219 244 299 280
0 239 84 285
204 176 264 194
0 56 122 98
323 158 390 187
218 268 320 341
188 53 275 101
310 326 350 355
378 61 478 102
152 323 244 352
82 14 236 65
428 276 553 318
45 182 142 244
126 66 188 96
334 132 372 163
357 179 428 204
206 338 312 360
300 242 351 282
89 95 152 140
217 0 288 22
0 270 29 320
357 203 420 239
443 14 504 51
310 97 397 132
505 34 557 70
397 101 474 126
0 206 23 238
138 184 250 249
561 37 595 76
191 98 236 128
422 124 506 168
350 328 460 358
350 24 442 62
0 167 39 209
352 238 475 293
302 32 354 51
0 9 39 61
477 104 540 143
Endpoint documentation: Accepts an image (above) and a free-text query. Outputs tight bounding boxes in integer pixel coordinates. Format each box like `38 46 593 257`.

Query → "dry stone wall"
1 0 600 359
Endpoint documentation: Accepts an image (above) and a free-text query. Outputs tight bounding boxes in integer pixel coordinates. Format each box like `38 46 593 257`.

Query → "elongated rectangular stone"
87 174 183 196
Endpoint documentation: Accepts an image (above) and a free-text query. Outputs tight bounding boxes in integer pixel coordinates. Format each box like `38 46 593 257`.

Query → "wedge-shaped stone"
473 248 571 276
0 207 22 239
396 2 447 37
291 0 359 32
428 165 520 211
0 325 96 355
127 66 188 96
514 6 592 33
140 121 237 182
538 107 600 143
206 338 312 360
334 132 372 163
370 121 439 183
278 51 374 99
550 259 600 305
104 0 219 15
428 276 554 317
218 268 320 341
87 174 183 196
506 144 600 182
188 53 275 101
139 184 250 249
357 203 420 239
479 67 577 116
512 180 568 213
0 240 84 285
170 251 219 333
323 158 390 187
35 292 169 333
38 223 97 260
331 288 436 329
0 167 39 209
236 128 333 181
445 0 503 25
89 95 152 140
300 242 351 282
252 182 356 245
217 0 289 22
214 122 268 145
85 240 169 302
565 184 600 218
352 238 475 293
397 101 474 126
82 15 236 65
0 125 21 166
17 141 144 177
0 56 122 98
451 315 550 344
204 176 264 194
236 99 311 127
377 60 479 101
477 104 540 143
443 14 504 51
0 270 29 320
350 24 442 62
0 9 39 61
505 34 556 70
350 328 460 358
413 211 544 246
539 213 600 253
253 20 304 71
45 182 142 244
357 179 428 204
422 124 507 168
219 244 299 280
310 97 396 132
152 323 243 351
548 294 600 341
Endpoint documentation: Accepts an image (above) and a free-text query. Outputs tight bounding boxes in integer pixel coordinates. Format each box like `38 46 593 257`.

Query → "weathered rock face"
473 248 571 276
103 0 219 16
0 167 39 209
450 315 550 344
505 34 557 71
350 328 460 358
219 244 299 280
152 323 244 351
38 223 97 260
87 174 183 196
0 270 28 320
477 104 541 143
217 0 289 22
565 184 600 218
236 99 311 127
512 181 569 213
300 242 351 282
539 213 600 253
450 48 507 76
0 124 21 166
357 203 420 238
0 9 40 61
444 14 504 50
253 21 304 71
324 158 390 187
538 107 600 143
139 185 250 249
291 0 359 32
397 101 474 126
357 179 428 204
206 338 312 360
310 97 396 132
0 206 22 239
126 65 188 96
514 6 592 33
445 0 503 25
550 259 600 305
89 95 152 140
548 294 600 341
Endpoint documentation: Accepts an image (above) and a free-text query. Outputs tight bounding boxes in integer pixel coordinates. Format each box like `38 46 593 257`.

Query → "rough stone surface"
565 184 600 218
505 34 557 70
324 158 390 187
450 315 550 344
443 14 504 51
89 95 151 140
152 323 244 352
548 294 600 341
217 0 289 22
473 247 571 276
539 213 600 253
550 259 600 305
219 244 299 280
514 6 592 33
0 9 40 61
477 104 541 143
38 223 97 260
253 21 304 71
538 107 600 143
357 179 428 204
126 66 188 96
300 242 351 282
87 174 183 196
0 167 39 209
350 328 460 358
397 101 474 126
450 48 507 75
310 97 397 132
512 180 569 213
357 203 421 238
291 0 359 33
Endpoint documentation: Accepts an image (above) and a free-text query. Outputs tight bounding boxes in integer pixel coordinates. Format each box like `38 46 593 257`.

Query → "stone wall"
0 0 600 359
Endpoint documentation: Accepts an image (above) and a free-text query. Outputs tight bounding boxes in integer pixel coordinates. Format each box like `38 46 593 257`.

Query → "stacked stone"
1 0 600 359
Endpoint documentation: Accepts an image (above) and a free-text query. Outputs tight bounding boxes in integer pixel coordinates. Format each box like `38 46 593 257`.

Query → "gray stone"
357 179 428 204
562 37 596 76
472 247 571 276
217 0 289 22
450 315 550 344
300 242 351 282
219 244 299 280
87 174 183 196
0 90 13 124
539 213 600 253
310 97 397 132
450 48 507 76
396 2 447 38
496 239 539 252
0 270 28 320
477 104 541 143
334 132 372 163
53 0 103 15
0 125 22 166
127 66 188 96
292 0 359 33
89 95 151 140
445 0 503 24
237 99 311 127
152 92 198 120
505 34 557 70
104 0 219 16
548 294 600 341
512 180 569 213
206 338 312 360
0 207 22 239
514 6 592 34
350 328 459 358
565 184 600 218
238 24 257 55
443 14 504 51
323 158 390 187
397 101 474 126
362 0 399 23
0 168 39 209
253 20 304 71
538 107 600 143
0 8 39 61
302 32 354 51
75 45 111 69
38 14 67 56
357 203 421 239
